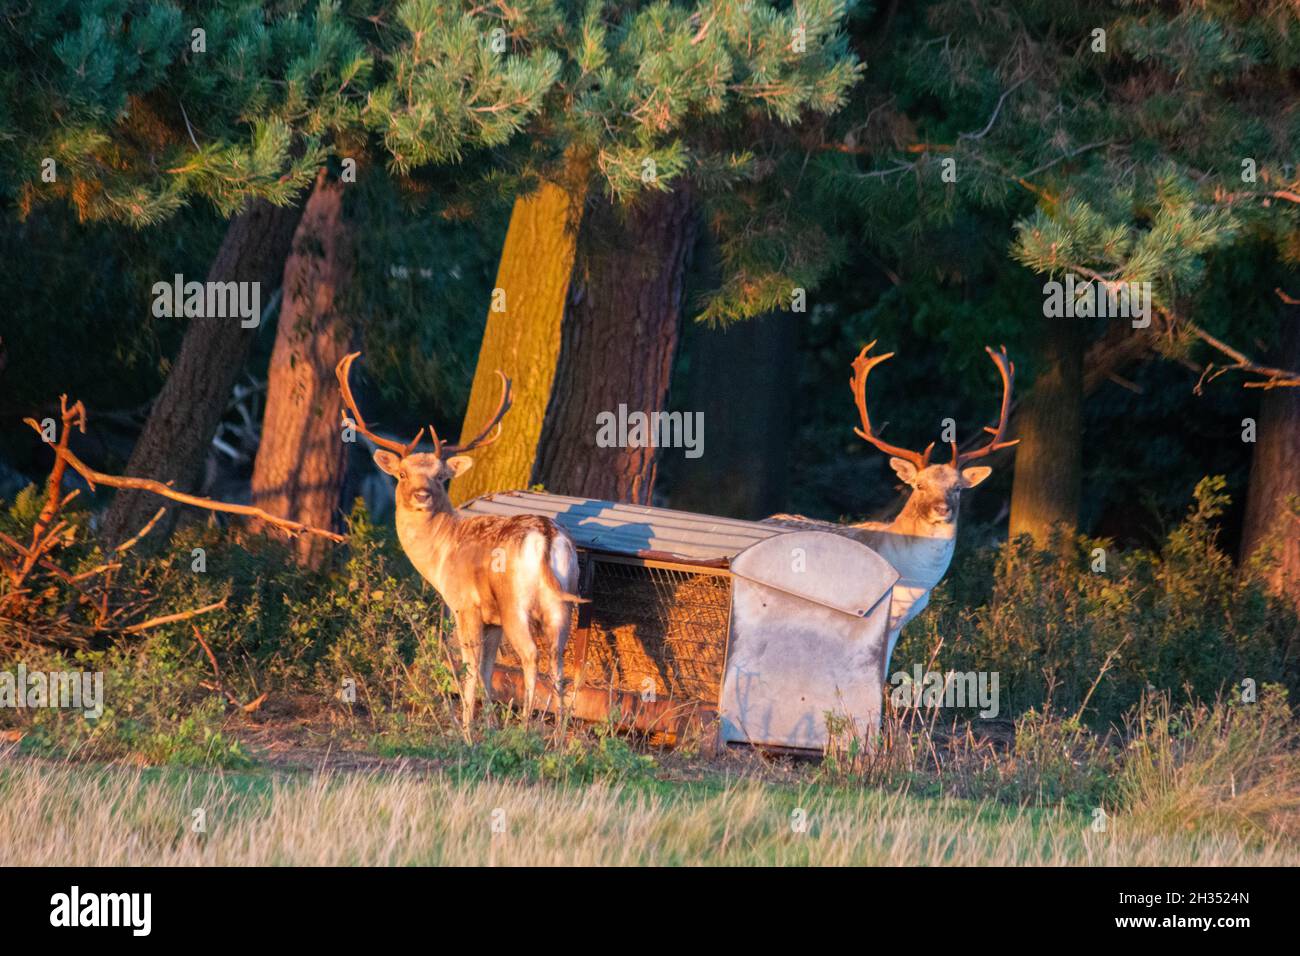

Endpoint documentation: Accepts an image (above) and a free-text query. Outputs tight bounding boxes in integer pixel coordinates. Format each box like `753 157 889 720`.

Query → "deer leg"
544 598 572 726
479 625 503 728
501 611 538 723
454 611 485 734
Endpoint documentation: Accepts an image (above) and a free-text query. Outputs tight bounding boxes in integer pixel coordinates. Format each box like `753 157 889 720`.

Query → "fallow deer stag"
335 353 586 730
768 341 1017 677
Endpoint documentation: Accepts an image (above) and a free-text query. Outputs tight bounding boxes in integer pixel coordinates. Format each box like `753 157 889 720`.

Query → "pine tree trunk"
667 312 796 517
100 198 305 545
532 186 698 502
1240 298 1300 607
448 175 586 505
249 171 353 568
1009 318 1085 546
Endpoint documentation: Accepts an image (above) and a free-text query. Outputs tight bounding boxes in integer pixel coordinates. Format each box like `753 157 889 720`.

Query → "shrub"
898 476 1299 725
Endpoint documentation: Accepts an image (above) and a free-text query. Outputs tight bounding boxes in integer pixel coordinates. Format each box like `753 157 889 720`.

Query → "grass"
3 685 1299 866
2 756 1297 866
2 482 1297 866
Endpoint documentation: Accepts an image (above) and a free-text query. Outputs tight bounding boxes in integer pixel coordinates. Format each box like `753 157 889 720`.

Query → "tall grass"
1 757 1295 866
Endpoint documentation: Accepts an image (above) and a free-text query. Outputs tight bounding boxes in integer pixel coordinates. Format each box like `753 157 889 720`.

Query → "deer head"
849 341 1017 529
335 352 512 516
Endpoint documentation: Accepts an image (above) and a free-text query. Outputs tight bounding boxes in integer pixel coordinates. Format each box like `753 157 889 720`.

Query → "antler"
429 370 513 457
952 345 1019 465
335 352 513 460
849 341 934 469
335 352 425 458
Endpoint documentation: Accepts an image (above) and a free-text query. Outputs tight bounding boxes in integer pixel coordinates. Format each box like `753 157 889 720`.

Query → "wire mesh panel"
496 554 732 707
580 559 731 704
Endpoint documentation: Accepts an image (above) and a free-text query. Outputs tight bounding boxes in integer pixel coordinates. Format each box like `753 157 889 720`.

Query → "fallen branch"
21 399 346 543
115 506 167 555
189 625 268 712
122 597 229 634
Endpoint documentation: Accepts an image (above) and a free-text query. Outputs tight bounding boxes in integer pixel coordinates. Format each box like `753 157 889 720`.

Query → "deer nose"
411 489 432 503
933 503 951 517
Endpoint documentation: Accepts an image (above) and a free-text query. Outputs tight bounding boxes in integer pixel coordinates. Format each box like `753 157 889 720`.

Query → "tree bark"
100 197 305 545
249 170 353 568
448 174 586 505
1240 298 1300 607
667 311 797 517
1009 317 1085 546
532 185 699 503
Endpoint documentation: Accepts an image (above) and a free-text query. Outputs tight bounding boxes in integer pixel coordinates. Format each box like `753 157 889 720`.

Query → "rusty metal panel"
579 559 730 703
719 531 898 749
493 553 731 716
490 664 718 745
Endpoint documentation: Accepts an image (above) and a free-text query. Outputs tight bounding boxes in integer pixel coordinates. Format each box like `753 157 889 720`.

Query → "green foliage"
897 476 1300 726
4 642 251 768
2 1 365 225
0 498 452 763
366 0 561 172
382 721 659 785
1117 684 1300 837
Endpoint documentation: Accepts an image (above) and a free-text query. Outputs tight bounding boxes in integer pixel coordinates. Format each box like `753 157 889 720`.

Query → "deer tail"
542 527 589 604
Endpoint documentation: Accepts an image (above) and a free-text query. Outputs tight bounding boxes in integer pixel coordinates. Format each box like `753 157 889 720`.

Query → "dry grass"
1117 691 1300 839
1 756 1296 866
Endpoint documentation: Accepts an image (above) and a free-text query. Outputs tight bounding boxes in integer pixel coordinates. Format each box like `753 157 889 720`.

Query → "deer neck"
852 495 957 589
394 503 460 591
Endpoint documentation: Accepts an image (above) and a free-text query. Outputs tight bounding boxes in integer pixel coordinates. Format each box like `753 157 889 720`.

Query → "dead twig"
122 597 229 634
21 403 345 543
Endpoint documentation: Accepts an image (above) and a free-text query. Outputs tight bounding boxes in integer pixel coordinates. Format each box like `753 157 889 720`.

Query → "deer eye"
399 471 407 481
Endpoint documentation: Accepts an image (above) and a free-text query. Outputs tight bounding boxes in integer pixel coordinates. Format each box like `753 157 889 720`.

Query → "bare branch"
122 597 229 634
20 416 346 543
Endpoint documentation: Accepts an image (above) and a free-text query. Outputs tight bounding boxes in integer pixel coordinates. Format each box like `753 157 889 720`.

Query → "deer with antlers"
768 342 1017 677
335 353 586 730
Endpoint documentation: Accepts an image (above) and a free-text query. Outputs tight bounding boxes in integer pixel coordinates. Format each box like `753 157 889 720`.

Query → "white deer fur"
769 457 990 676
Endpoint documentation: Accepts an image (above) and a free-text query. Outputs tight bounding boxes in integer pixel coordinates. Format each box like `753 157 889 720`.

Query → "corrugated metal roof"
460 490 785 565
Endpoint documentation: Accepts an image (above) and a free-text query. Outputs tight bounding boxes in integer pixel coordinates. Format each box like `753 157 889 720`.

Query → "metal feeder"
461 491 898 752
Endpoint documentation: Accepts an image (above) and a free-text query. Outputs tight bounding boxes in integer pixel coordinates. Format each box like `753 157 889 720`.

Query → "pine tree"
247 0 564 554
450 0 862 503
0 1 380 543
804 0 1299 546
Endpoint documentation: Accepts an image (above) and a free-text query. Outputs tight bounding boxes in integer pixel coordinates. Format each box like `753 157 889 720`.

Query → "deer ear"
374 450 402 476
889 457 919 486
961 466 992 488
444 455 474 478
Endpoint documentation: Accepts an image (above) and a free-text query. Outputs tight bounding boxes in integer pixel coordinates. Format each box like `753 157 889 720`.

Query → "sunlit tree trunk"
1240 298 1300 608
249 170 353 568
532 185 698 503
101 197 304 546
449 174 586 505
1009 318 1084 546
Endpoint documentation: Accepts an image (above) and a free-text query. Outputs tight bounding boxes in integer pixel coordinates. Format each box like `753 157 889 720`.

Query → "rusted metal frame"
487 548 731 746
489 664 716 743
568 556 596 697
579 550 732 575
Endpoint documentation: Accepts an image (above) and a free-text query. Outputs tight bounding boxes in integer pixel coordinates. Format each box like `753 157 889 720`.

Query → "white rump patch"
548 536 579 593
